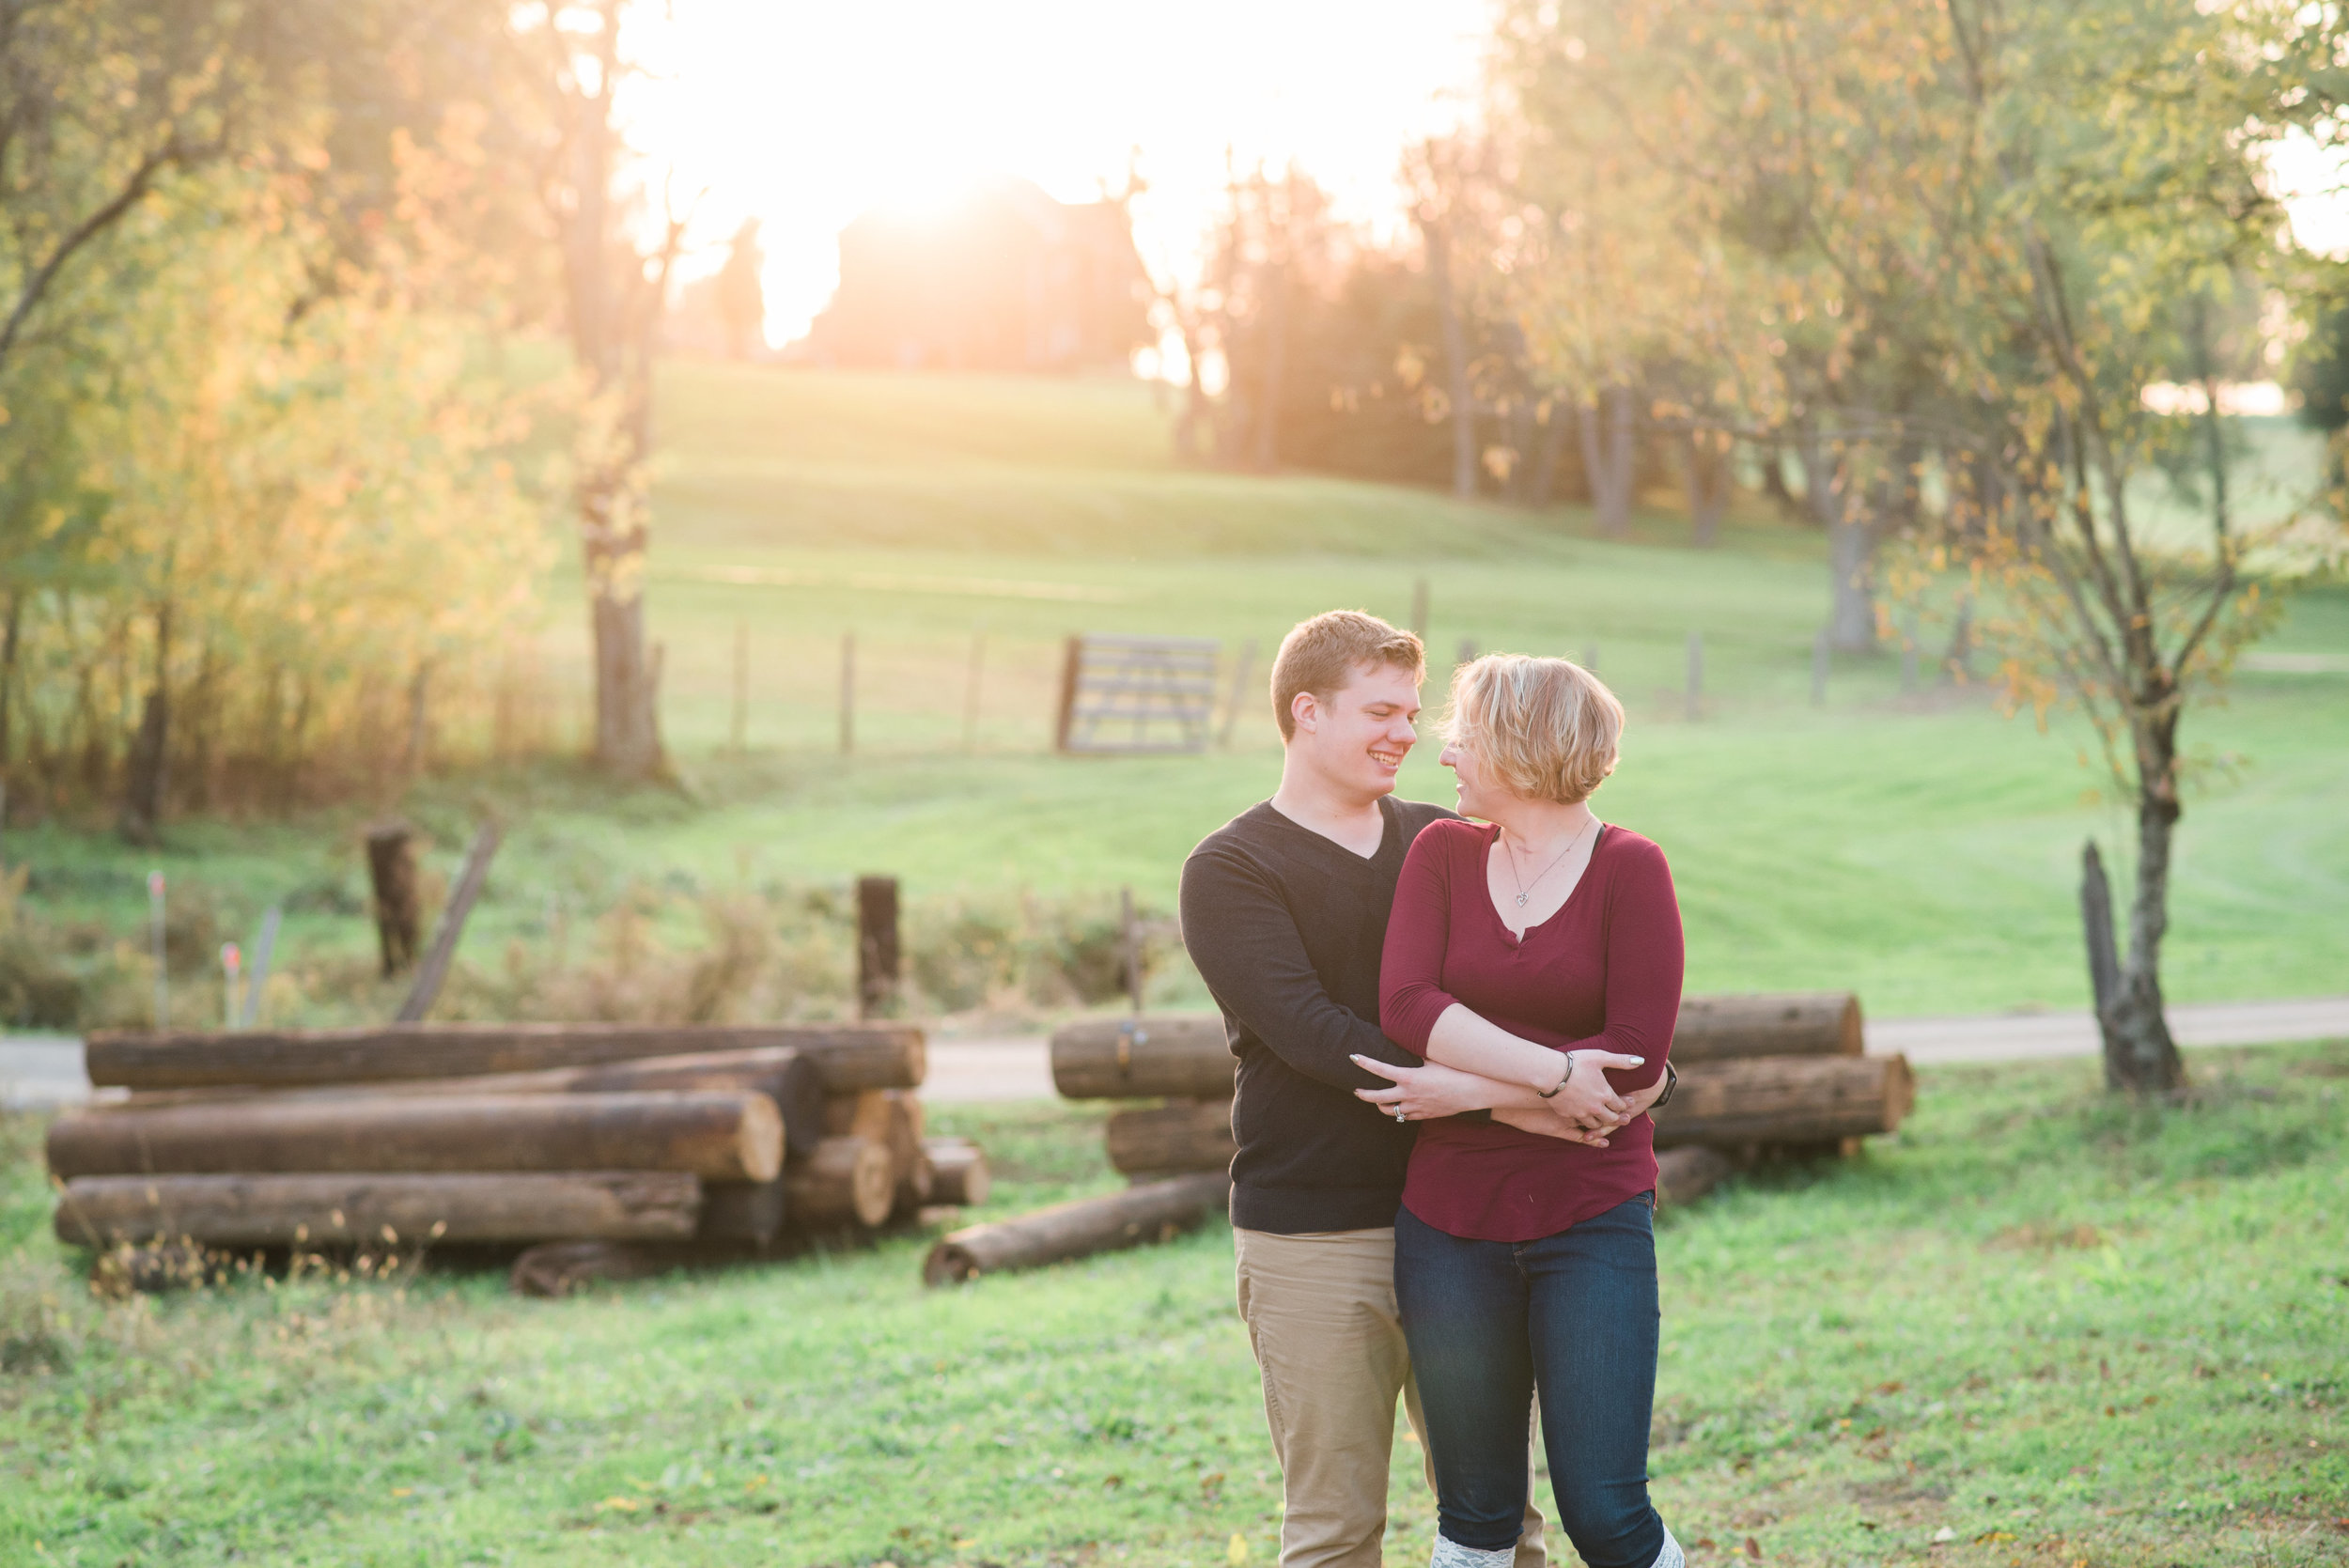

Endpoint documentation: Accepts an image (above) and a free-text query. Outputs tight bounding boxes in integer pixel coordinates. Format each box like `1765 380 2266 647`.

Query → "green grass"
7 363 2347 1025
3 1042 2343 1566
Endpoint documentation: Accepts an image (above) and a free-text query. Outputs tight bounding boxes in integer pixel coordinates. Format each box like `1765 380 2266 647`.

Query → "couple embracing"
1179 611 1687 1568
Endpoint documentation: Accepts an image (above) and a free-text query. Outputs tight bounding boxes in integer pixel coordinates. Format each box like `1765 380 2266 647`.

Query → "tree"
1486 0 2349 1091
714 218 765 361
522 0 693 783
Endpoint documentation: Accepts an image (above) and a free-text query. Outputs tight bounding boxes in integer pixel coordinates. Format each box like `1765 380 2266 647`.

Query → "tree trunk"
117 603 170 845
1526 402 1570 507
924 1171 1230 1286
1687 430 1731 548
2101 782 2187 1092
1655 1146 1732 1207
0 590 21 781
1802 428 1877 653
54 1172 701 1249
47 1090 784 1182
83 1022 926 1094
1251 264 1287 473
1425 221 1477 500
823 1089 927 1206
696 1179 787 1244
1578 386 1636 536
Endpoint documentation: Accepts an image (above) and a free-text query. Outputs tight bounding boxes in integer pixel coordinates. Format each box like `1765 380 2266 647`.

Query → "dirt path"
8 996 2345 1108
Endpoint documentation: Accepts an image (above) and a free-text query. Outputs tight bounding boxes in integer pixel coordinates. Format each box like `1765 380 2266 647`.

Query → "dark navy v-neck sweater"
1177 794 1455 1234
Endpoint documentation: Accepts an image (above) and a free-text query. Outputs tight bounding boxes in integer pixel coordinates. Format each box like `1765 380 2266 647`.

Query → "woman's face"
1439 737 1506 820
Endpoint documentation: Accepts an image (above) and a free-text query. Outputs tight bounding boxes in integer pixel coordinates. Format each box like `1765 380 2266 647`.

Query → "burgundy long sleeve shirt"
1378 819 1685 1242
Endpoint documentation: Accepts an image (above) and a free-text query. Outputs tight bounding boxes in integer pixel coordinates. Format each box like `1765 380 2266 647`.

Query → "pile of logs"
1046 993 1913 1211
46 1023 990 1292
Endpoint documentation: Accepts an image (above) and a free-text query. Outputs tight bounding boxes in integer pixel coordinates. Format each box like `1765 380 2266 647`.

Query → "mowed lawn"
9 363 2346 1019
3 1042 2342 1567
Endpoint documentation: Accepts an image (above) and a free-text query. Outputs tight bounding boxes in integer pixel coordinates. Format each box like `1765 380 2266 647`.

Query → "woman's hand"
1537 1049 1644 1130
1349 1056 1520 1122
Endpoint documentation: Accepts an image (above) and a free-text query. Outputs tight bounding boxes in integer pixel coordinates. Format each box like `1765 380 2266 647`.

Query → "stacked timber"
1044 993 1913 1213
50 1024 989 1287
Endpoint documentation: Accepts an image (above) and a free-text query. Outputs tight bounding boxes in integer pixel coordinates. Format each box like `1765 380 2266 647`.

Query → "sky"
620 0 1494 349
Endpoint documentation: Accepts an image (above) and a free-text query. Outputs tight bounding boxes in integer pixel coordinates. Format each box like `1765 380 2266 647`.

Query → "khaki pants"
1235 1226 1546 1568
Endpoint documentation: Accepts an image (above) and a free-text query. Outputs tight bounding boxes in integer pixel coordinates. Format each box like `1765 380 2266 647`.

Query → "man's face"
1293 661 1423 800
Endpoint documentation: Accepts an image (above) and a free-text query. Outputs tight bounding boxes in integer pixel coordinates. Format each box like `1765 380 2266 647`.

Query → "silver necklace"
1504 816 1595 908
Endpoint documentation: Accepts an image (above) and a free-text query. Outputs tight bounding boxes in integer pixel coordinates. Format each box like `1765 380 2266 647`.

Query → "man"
1181 611 1639 1568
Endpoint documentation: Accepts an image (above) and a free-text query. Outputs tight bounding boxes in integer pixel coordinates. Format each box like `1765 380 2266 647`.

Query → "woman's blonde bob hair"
1441 654 1625 805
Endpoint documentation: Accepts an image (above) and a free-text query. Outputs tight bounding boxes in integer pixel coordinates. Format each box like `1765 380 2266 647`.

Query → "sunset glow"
622 0 1491 349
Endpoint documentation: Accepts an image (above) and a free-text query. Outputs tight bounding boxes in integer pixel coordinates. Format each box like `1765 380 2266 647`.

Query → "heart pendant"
1514 893 1528 907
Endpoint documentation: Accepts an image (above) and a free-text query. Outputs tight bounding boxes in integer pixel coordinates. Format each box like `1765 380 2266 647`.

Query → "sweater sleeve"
1377 826 1464 1056
1563 836 1684 1094
1178 842 1421 1093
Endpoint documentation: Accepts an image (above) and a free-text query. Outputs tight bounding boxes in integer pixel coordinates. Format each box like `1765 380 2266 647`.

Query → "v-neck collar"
1482 820 1607 948
1261 794 1397 866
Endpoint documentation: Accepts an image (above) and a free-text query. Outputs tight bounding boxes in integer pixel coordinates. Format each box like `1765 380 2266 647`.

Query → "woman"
1353 654 1685 1568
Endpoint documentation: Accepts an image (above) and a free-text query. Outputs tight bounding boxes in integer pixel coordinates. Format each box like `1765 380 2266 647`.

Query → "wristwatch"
1651 1061 1679 1110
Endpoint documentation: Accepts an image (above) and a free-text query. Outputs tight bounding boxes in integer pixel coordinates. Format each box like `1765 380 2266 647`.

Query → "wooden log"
46 1092 782 1182
923 1138 989 1207
1668 993 1862 1063
53 1172 701 1248
84 1023 926 1094
1050 1015 1234 1100
1045 995 1864 1099
1654 1147 1733 1207
1104 1099 1234 1178
923 1171 1230 1286
696 1180 787 1244
100 1047 828 1157
1652 1055 1913 1149
785 1136 894 1229
823 1089 928 1204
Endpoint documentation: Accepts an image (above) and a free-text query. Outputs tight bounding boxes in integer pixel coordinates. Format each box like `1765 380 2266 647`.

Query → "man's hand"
1494 1106 1613 1146
1349 1056 1516 1121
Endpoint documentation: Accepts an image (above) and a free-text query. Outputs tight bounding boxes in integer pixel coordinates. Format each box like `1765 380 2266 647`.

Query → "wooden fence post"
1218 638 1257 749
1580 644 1598 674
963 629 986 752
1119 885 1143 1015
1456 638 1477 668
148 870 168 1028
731 621 748 753
365 825 420 977
1054 636 1082 752
857 876 900 1019
839 631 855 755
396 822 502 1023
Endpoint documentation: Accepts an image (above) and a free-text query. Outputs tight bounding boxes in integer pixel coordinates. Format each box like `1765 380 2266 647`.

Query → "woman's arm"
1378 828 1638 1127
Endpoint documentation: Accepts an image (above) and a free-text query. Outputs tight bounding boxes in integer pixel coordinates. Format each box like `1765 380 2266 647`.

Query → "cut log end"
924 1138 990 1207
786 1136 894 1229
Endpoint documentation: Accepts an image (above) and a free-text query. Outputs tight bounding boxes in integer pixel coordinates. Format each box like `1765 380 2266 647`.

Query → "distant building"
801 176 1153 372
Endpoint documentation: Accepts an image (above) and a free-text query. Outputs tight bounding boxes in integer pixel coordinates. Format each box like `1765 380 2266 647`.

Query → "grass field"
4 363 2345 1025
3 1041 2342 1566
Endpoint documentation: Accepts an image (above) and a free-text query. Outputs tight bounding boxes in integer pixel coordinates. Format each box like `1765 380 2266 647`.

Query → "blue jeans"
1394 1197 1668 1567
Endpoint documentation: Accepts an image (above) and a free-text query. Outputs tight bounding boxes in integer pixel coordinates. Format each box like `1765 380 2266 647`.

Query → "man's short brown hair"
1268 610 1426 740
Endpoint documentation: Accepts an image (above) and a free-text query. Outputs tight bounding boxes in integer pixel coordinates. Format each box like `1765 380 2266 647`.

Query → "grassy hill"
5 362 2344 1023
